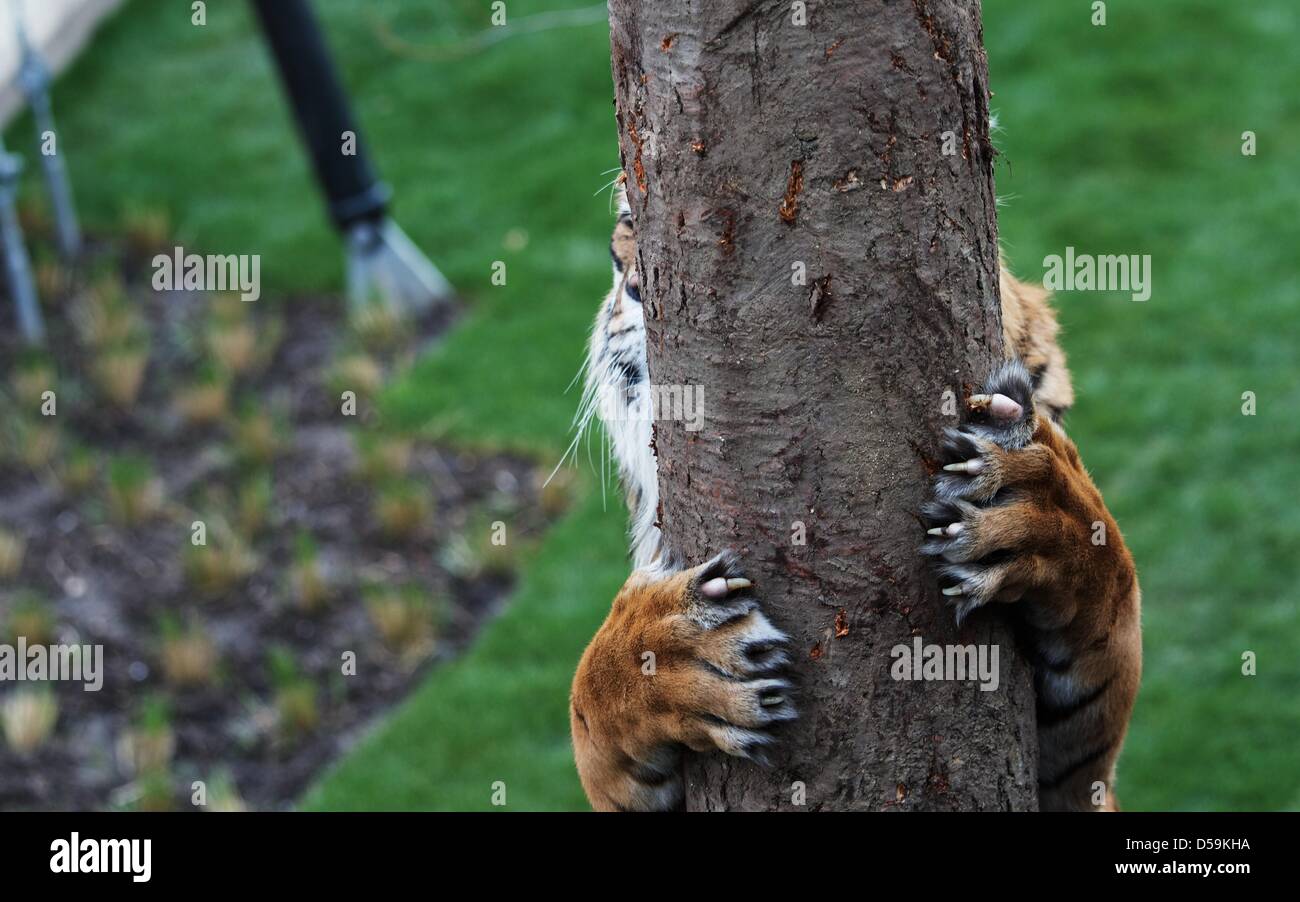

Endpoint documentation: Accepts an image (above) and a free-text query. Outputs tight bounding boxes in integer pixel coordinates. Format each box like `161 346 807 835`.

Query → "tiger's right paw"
570 550 794 811
665 550 797 756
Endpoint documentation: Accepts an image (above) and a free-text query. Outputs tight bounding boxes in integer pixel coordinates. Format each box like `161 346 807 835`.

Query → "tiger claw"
699 575 753 599
700 577 729 598
989 393 1024 420
969 392 1024 421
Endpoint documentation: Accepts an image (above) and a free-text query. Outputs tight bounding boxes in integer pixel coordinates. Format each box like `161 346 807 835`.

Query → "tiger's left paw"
920 361 1118 624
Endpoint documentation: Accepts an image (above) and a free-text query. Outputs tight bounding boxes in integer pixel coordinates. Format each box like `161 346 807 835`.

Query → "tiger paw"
920 360 1120 625
570 550 794 811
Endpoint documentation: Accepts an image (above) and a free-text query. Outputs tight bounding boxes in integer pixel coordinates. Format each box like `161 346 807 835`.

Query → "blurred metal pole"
248 0 452 317
12 0 82 259
0 136 43 344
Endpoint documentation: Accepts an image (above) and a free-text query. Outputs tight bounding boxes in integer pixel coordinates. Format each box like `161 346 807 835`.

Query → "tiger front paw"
920 361 1128 626
570 550 794 811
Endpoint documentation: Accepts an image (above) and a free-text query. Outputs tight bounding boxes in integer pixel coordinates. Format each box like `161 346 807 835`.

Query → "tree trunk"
607 0 1039 810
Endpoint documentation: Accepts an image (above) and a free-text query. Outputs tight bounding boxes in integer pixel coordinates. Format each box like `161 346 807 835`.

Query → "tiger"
568 183 1142 812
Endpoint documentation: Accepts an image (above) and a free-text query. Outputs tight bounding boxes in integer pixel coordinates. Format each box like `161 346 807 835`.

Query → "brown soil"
0 243 560 810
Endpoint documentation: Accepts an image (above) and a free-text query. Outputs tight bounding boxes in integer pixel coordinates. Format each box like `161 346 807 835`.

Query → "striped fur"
921 360 1141 811
570 185 1140 812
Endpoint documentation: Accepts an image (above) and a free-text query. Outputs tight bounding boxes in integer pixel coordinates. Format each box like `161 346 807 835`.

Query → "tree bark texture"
607 0 1039 810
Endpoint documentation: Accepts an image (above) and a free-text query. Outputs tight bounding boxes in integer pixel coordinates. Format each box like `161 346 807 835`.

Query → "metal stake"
13 0 82 259
0 137 43 344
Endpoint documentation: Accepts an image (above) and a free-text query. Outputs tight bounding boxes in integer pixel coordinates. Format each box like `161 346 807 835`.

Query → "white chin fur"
585 265 662 569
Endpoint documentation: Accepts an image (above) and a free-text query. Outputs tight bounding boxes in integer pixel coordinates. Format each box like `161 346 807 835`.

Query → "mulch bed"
0 239 563 810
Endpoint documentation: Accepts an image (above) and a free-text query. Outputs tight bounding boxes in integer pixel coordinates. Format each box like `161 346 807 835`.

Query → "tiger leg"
570 551 794 811
922 361 1142 811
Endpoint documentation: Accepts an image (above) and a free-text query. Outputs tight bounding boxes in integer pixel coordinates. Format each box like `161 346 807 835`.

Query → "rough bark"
607 0 1039 810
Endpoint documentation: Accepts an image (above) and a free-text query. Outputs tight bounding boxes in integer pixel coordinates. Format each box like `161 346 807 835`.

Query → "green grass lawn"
19 0 1297 810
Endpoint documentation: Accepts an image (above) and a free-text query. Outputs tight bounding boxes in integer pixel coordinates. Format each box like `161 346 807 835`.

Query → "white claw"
969 392 1023 420
700 577 729 598
760 695 785 707
726 578 752 592
942 585 964 596
943 458 984 475
989 393 1023 420
927 527 945 536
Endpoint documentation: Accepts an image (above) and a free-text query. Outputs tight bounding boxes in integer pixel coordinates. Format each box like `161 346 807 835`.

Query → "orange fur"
928 405 1141 810
572 212 1140 812
571 555 792 811
1001 264 1074 418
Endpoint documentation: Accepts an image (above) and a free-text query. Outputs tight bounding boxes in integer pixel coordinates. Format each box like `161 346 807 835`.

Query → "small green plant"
174 364 231 427
34 259 71 301
440 514 516 580
1 688 58 754
267 646 319 738
233 403 281 465
78 276 152 408
236 471 273 537
116 696 176 777
207 317 258 376
158 614 218 688
372 479 433 540
365 583 437 660
330 352 384 397
106 455 165 525
11 416 60 471
0 527 26 580
58 443 98 495
208 291 249 325
199 770 248 812
5 591 55 645
208 293 281 368
355 433 413 483
10 350 55 410
254 312 284 370
121 205 171 256
184 520 256 597
76 275 143 349
289 533 331 614
91 339 150 407
352 302 404 351
133 769 176 812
